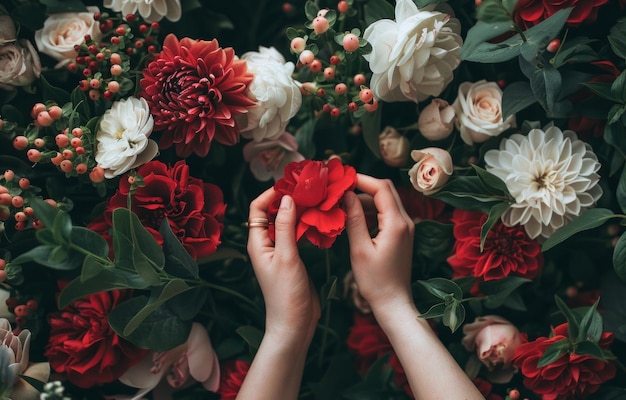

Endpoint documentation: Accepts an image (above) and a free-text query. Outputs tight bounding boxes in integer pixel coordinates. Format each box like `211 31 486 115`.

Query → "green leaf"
542 208 616 251
612 232 626 283
362 0 394 25
81 255 109 282
58 272 129 309
360 104 382 159
610 71 626 101
529 63 562 113
11 245 82 270
29 197 59 231
414 220 454 261
555 295 580 339
70 87 91 120
574 340 606 359
39 0 87 13
432 176 502 213
502 81 536 119
480 202 510 251
417 278 463 301
537 338 570 367
165 286 208 321
462 20 515 58
70 227 110 259
578 299 602 343
583 82 620 102
480 276 531 309
39 74 70 105
108 295 190 352
609 19 626 60
472 165 511 197
419 302 446 319
236 325 264 355
52 211 72 245
442 302 465 333
476 0 513 23
160 219 198 279
304 0 319 20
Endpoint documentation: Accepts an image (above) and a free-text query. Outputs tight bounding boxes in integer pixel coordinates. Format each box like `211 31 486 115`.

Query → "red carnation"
44 290 148 388
512 323 616 400
269 158 357 249
88 160 226 260
140 34 256 158
513 0 610 28
447 209 543 282
218 359 251 400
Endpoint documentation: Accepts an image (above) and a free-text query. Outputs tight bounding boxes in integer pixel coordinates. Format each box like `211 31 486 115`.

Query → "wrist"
262 327 314 355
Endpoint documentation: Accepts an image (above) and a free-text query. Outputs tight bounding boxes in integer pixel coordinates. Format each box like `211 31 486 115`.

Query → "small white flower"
240 46 302 142
485 126 603 241
363 0 463 103
104 0 181 23
95 97 158 179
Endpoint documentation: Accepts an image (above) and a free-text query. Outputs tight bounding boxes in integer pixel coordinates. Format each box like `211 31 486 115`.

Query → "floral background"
0 0 625 399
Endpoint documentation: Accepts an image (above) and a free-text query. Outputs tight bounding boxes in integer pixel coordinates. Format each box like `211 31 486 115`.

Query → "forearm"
236 332 310 400
373 302 485 400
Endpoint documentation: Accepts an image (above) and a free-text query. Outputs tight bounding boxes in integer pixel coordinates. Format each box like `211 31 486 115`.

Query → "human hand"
343 175 415 316
247 188 321 344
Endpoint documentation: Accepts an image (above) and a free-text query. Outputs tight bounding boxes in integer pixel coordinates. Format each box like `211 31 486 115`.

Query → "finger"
343 191 373 252
272 195 299 262
247 187 276 257
387 182 414 229
355 175 406 227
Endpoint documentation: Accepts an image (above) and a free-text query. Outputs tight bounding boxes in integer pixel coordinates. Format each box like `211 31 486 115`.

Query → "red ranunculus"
447 209 543 282
269 158 357 249
218 359 251 400
512 323 616 400
44 290 148 388
513 0 610 28
88 160 226 260
140 34 256 158
346 313 413 398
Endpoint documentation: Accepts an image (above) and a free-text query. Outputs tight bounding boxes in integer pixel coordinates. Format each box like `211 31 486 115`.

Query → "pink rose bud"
461 315 522 383
408 147 453 195
418 98 456 140
379 126 410 167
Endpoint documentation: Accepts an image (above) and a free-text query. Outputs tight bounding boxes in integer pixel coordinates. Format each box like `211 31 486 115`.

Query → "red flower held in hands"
512 323 616 400
140 33 256 158
447 209 543 282
88 160 226 260
269 158 357 249
513 0 610 28
44 289 148 388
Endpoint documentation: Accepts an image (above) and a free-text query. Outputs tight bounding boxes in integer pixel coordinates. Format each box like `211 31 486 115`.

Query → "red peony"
512 323 616 400
88 160 226 260
346 313 413 398
218 359 251 400
269 158 357 249
447 209 543 282
140 33 256 158
513 0 610 28
44 289 148 388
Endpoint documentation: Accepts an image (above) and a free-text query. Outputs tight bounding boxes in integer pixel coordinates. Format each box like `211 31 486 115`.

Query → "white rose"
408 147 453 195
34 7 102 68
95 97 158 179
240 46 302 142
418 98 456 140
363 0 462 103
0 40 41 90
104 0 181 22
242 131 304 181
379 126 410 167
453 80 516 145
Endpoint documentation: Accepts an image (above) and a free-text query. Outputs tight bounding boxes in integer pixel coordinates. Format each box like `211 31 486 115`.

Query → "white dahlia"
239 46 302 142
362 0 462 103
95 97 158 179
103 0 181 22
484 126 603 241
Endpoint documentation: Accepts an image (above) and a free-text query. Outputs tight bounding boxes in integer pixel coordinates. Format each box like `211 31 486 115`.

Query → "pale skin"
240 174 485 400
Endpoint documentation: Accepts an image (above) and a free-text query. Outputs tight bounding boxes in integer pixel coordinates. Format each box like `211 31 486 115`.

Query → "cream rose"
242 131 304 181
453 80 516 145
379 126 410 167
34 7 102 68
418 98 456 140
408 147 453 195
0 40 41 90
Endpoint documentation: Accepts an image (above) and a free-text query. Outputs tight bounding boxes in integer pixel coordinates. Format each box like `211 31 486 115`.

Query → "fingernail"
280 195 292 210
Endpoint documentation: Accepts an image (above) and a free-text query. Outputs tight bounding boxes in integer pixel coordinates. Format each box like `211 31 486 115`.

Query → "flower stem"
318 249 332 368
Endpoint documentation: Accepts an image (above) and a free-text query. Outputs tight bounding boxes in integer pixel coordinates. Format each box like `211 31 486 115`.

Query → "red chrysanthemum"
268 158 357 249
140 33 256 158
44 289 148 388
513 0 610 28
88 160 226 260
447 209 543 282
346 313 413 398
218 359 251 400
512 323 616 400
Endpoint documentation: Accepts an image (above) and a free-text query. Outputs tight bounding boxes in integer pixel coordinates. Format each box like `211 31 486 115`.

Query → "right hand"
342 175 415 315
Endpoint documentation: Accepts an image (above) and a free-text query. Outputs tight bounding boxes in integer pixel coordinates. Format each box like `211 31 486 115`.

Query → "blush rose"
408 147 453 195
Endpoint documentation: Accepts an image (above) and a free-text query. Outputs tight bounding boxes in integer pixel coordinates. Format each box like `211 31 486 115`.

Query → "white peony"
104 0 181 23
34 7 102 68
95 97 158 179
240 46 302 142
485 126 603 241
362 0 462 103
453 80 516 145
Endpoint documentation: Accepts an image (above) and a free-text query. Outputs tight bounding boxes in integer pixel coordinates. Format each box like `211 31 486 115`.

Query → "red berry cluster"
4 294 39 332
68 12 161 101
0 170 57 231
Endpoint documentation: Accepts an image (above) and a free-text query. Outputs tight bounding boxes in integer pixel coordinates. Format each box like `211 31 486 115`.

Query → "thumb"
273 195 299 260
343 191 372 249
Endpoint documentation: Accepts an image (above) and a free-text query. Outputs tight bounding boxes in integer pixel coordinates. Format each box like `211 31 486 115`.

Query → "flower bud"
378 126 410 167
408 147 453 195
418 98 456 140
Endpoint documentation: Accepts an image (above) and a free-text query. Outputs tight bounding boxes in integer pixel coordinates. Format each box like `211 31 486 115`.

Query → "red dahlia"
269 158 357 249
512 323 616 400
140 33 256 158
447 209 543 282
